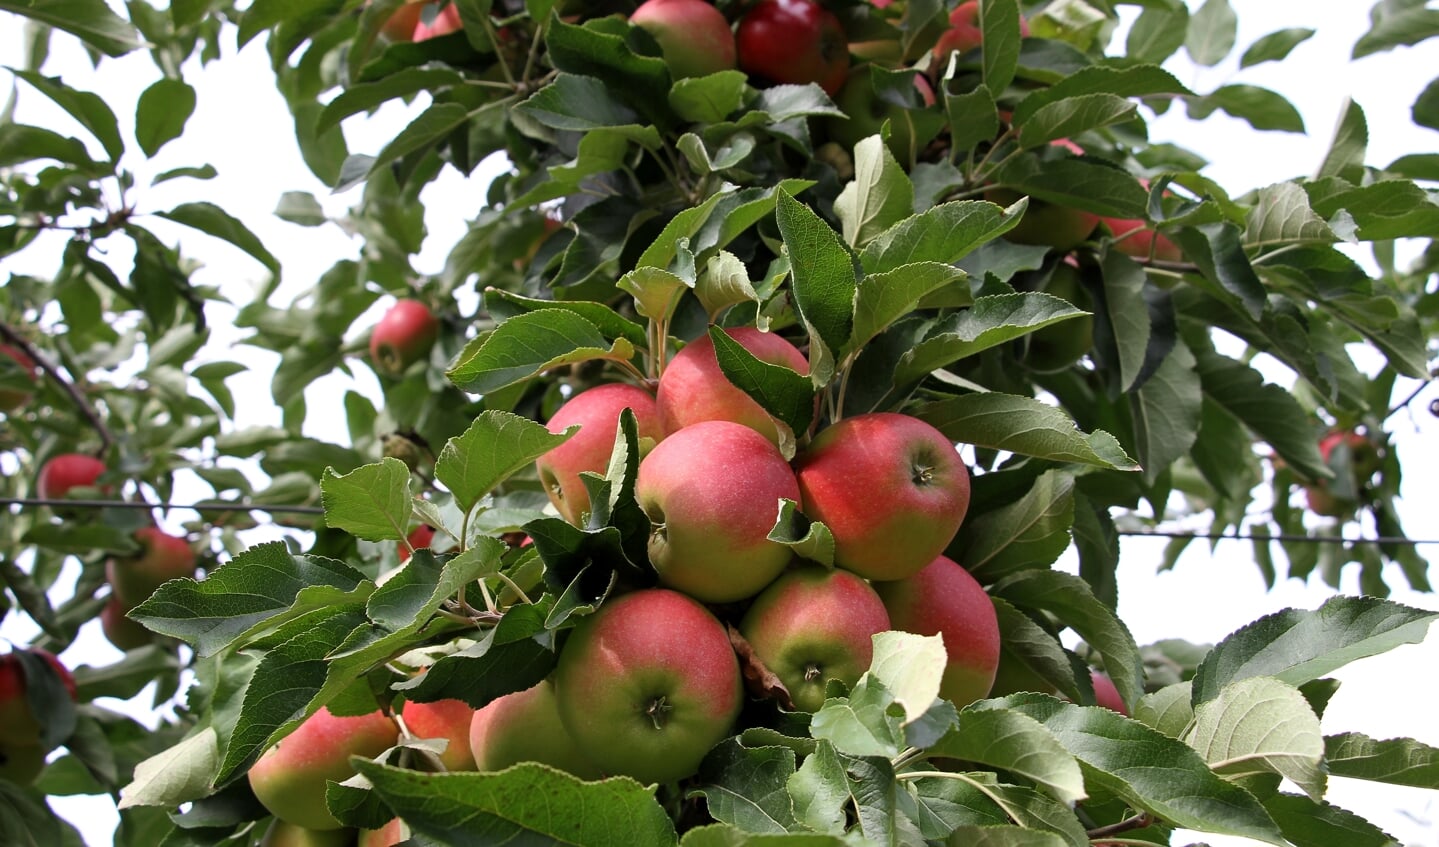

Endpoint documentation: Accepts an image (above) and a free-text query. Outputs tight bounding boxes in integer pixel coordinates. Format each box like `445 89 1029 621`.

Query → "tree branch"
0 321 115 455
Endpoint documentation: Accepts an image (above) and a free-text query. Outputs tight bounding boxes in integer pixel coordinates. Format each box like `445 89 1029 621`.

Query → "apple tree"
2 0 1439 845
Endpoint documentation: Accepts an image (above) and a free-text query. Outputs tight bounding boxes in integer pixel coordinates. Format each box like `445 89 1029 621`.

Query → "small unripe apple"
636 420 800 603
794 412 970 581
248 707 398 830
413 2 462 41
106 526 197 610
36 453 108 502
656 326 808 447
0 649 76 784
736 0 850 95
738 565 890 711
468 679 601 777
369 299 440 377
554 589 743 784
0 344 38 413
873 555 999 708
403 697 476 771
100 597 154 650
258 818 355 847
535 382 663 526
631 0 737 79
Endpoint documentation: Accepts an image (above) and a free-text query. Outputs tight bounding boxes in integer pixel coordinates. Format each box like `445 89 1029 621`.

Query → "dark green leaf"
135 78 197 158
157 202 281 278
436 410 575 515
951 470 1075 582
1353 0 1439 58
1263 794 1402 847
0 0 143 56
1012 64 1191 125
1192 348 1328 481
979 0 1022 95
711 326 816 439
1324 732 1439 788
447 310 637 395
1126 6 1189 64
928 707 1085 804
860 199 1023 275
692 739 799 833
10 69 123 160
916 394 1139 471
320 458 413 542
776 189 858 372
1187 85 1305 133
1240 27 1316 67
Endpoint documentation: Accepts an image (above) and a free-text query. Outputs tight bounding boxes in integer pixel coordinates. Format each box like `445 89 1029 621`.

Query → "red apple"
631 0 737 79
106 526 197 610
1103 216 1182 262
656 326 809 447
0 649 76 785
932 1 1030 71
398 524 436 563
738 565 891 711
403 697 476 771
36 453 108 501
413 2 462 40
248 707 398 830
873 555 999 708
1090 669 1127 715
258 819 355 847
636 420 800 603
0 343 38 413
100 597 154 650
359 818 408 847
535 382 663 526
377 0 425 42
553 588 742 784
468 679 601 777
370 299 440 377
736 0 850 95
793 412 971 581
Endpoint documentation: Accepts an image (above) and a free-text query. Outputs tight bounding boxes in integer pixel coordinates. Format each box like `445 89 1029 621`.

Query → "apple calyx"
644 694 673 730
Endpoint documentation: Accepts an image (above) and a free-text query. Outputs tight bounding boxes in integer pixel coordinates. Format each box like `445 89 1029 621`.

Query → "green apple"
100 597 153 651
248 707 398 830
106 526 196 610
553 589 742 784
402 697 476 771
1022 260 1093 373
824 67 936 164
636 420 799 603
535 382 663 526
873 555 999 708
467 679 600 777
359 818 407 847
794 412 971 582
258 819 355 847
656 326 808 447
369 299 440 377
631 0 737 79
738 565 891 711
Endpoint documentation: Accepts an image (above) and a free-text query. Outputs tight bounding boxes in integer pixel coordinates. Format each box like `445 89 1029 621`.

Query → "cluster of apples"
0 649 77 786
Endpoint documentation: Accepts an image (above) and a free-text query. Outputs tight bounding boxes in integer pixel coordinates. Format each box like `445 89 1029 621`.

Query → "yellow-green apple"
398 524 436 563
656 326 808 447
1089 669 1126 715
932 1 1030 71
0 344 38 413
248 707 398 830
0 650 76 785
467 679 601 777
738 565 890 711
413 2 461 40
100 597 153 650
793 412 970 581
985 140 1099 250
825 67 935 162
258 819 355 847
1103 217 1181 262
535 382 663 526
631 0 737 79
873 555 999 708
37 453 108 501
1023 260 1093 373
636 420 800 602
369 299 440 377
402 697 476 771
553 588 742 784
105 526 196 610
736 0 850 95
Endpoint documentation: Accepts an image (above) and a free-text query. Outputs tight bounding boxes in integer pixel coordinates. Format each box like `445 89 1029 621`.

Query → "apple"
631 0 737 79
535 382 663 526
0 649 76 784
793 412 971 581
1304 429 1380 518
738 565 891 711
736 0 850 95
985 139 1100 250
359 818 408 847
100 597 153 650
403 697 476 771
655 326 808 447
106 526 196 610
0 343 38 413
553 588 742 784
873 555 1000 708
1102 216 1182 262
825 67 936 162
377 0 425 42
1090 669 1127 715
248 707 399 831
36 453 108 502
413 2 462 41
636 420 800 603
931 1 1030 72
259 819 355 847
399 524 436 563
1023 260 1093 373
468 679 601 777
1320 429 1381 480
369 299 440 377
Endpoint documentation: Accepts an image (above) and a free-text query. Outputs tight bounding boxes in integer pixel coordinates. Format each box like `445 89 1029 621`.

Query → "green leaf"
950 470 1075 583
1131 340 1201 486
768 499 836 567
1324 732 1439 788
788 740 849 835
867 632 947 724
128 541 371 657
979 0 1023 95
1184 0 1237 66
617 266 689 322
1133 681 1195 740
1192 349 1329 481
1097 251 1151 392
1190 595 1439 706
1263 794 1402 847
1353 0 1439 58
929 707 1086 805
393 604 557 708
237 0 336 47
810 676 904 758
135 78 196 158
776 189 858 370
316 67 466 135
157 202 281 279
319 458 413 543
1240 27 1316 68
1170 223 1267 319
710 326 816 439
908 775 1089 846
483 290 649 350
859 199 1024 275
680 825 847 847
1013 65 1191 126
436 410 575 515
1126 6 1189 64
1188 85 1305 133
993 155 1147 218
1018 94 1138 149
275 191 327 227
117 727 220 810
1243 182 1338 248
916 394 1139 471
693 739 799 834
980 694 1286 844
1188 677 1325 800
1316 98 1369 183
670 71 748 124
849 263 966 358
447 309 637 395
942 824 1071 847
895 293 1089 385
9 70 124 161
368 101 486 177
0 0 143 56
834 135 914 249
0 123 101 171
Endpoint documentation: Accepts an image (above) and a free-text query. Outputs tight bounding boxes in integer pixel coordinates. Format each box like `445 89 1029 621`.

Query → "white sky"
2 2 1438 845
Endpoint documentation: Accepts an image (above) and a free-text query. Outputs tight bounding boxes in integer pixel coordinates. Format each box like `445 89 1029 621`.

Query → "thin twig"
1087 813 1154 840
0 322 115 455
